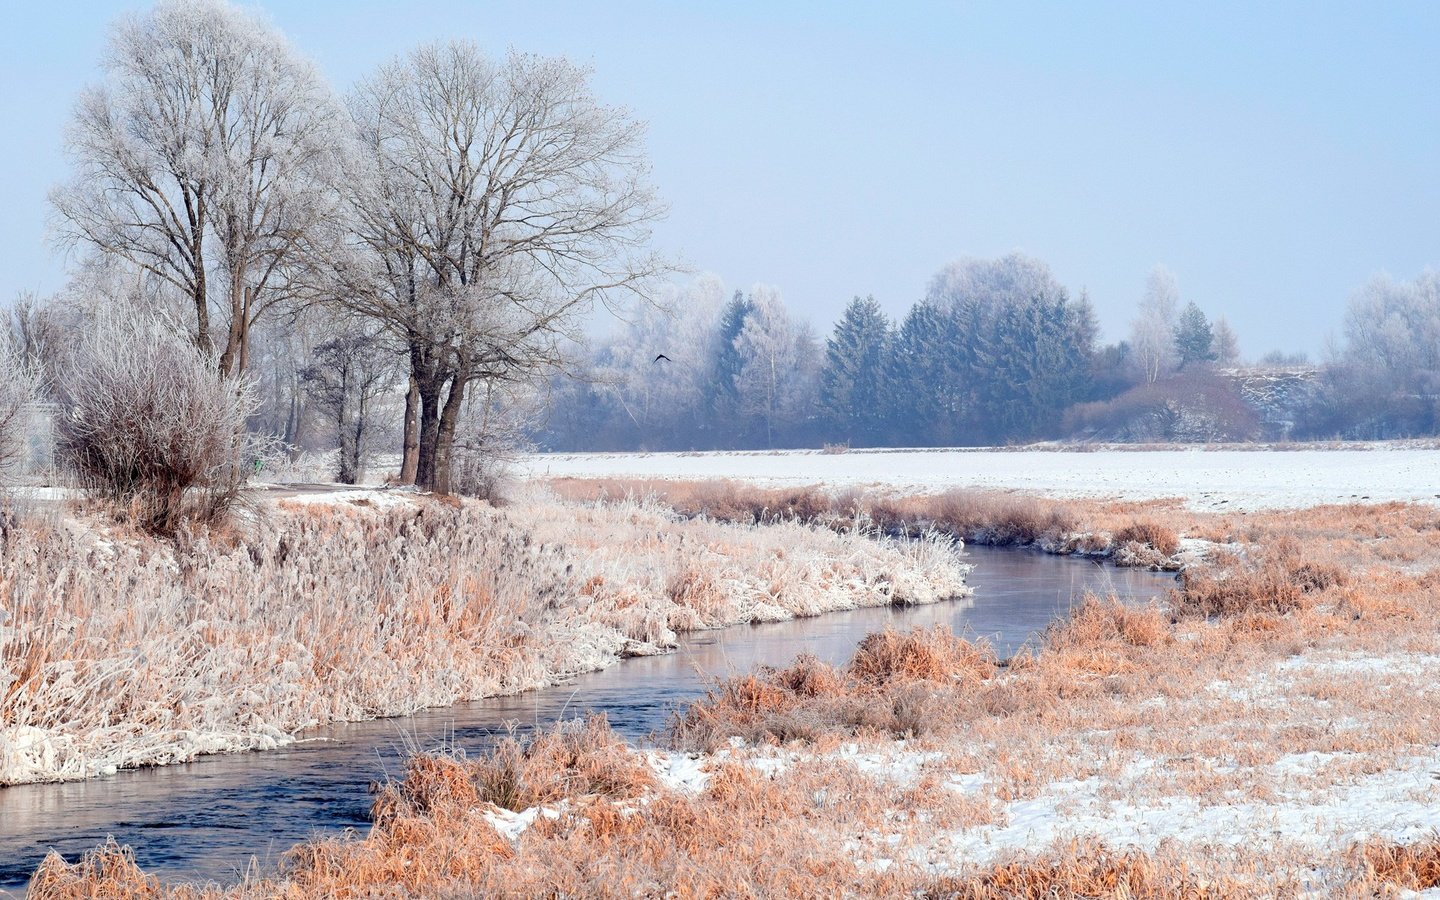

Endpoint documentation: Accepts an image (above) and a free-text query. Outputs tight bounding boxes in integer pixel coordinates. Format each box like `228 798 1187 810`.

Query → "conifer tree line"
542 257 1440 450
543 254 1237 450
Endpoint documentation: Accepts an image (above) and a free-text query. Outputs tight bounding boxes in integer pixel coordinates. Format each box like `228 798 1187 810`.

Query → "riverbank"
31 488 1440 896
0 489 970 786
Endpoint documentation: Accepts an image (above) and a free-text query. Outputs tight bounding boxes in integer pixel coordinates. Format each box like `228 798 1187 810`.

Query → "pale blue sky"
3 1 1437 355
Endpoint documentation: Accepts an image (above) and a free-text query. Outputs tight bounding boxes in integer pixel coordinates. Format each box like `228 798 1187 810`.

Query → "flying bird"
654 354 671 363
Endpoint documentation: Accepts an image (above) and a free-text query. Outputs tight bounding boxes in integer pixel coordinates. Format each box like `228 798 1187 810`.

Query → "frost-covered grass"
550 477 1189 568
0 491 970 785
33 496 1440 896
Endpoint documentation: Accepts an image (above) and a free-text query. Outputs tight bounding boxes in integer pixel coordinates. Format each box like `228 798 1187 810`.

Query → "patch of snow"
483 804 542 841
278 487 414 509
644 750 711 794
925 748 1440 872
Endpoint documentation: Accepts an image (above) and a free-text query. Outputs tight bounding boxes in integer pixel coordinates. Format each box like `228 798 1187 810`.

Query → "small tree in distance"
1131 266 1181 384
1212 316 1241 366
1173 301 1217 368
300 324 401 484
0 349 39 485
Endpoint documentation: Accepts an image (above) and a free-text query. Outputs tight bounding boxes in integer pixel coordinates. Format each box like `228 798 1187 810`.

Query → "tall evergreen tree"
969 292 1095 443
1173 301 1217 368
707 290 754 445
889 302 964 446
819 296 892 445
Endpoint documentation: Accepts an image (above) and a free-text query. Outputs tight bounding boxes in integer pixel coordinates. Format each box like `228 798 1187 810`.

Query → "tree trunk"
414 373 443 492
432 376 468 495
400 373 420 484
217 271 246 376
337 418 358 484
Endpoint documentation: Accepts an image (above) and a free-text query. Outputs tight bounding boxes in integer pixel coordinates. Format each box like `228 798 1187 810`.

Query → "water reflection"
0 546 1172 890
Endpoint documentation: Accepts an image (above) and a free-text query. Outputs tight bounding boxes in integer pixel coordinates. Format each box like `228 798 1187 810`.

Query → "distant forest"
540 254 1440 451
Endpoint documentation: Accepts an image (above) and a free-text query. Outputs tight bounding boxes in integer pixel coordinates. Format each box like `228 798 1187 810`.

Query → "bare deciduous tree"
927 252 1066 311
51 0 346 376
341 42 667 492
1130 265 1181 384
593 275 727 447
6 292 61 389
1213 315 1241 367
449 379 542 500
733 286 818 448
0 348 40 481
300 322 402 484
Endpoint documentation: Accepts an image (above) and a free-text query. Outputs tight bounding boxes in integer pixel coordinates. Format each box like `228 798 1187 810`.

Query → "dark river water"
0 546 1174 891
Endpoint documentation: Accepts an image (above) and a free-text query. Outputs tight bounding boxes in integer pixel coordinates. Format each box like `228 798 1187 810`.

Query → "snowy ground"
525 445 1440 511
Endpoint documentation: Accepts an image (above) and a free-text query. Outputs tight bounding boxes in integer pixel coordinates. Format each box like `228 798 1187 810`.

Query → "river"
0 546 1174 891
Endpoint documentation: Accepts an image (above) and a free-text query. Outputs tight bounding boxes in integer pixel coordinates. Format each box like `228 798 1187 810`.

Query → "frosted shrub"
54 316 257 533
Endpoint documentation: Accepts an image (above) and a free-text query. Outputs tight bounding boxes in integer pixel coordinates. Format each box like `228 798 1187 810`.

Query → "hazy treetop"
4 0 1438 356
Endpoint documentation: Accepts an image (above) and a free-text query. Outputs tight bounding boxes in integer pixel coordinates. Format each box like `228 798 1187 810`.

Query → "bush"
1170 548 1347 618
54 316 257 533
1112 519 1181 556
1065 370 1260 442
869 490 1081 546
849 626 996 685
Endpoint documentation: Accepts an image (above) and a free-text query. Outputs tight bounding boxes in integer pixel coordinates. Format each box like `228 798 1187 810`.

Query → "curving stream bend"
0 546 1174 891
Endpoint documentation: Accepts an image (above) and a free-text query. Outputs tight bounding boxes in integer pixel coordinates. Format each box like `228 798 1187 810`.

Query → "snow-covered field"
526 445 1440 511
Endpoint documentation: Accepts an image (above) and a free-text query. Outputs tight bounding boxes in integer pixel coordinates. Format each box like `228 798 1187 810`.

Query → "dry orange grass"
462 713 658 811
546 477 1196 566
31 492 1440 897
1 491 969 784
670 626 997 750
925 841 1254 899
30 840 162 899
1353 836 1440 893
850 625 997 685
1170 540 1351 618
1111 519 1181 556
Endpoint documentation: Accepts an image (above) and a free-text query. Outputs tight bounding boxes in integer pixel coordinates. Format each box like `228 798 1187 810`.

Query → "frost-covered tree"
448 378 544 498
1212 316 1241 366
593 275 727 449
1130 265 1181 384
341 42 667 492
300 321 402 483
927 253 1065 311
1342 271 1440 378
707 290 754 439
1173 302 1217 368
733 286 819 448
819 296 891 445
6 292 60 393
973 291 1096 441
912 254 1094 444
0 347 39 481
1323 270 1440 436
51 0 347 375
